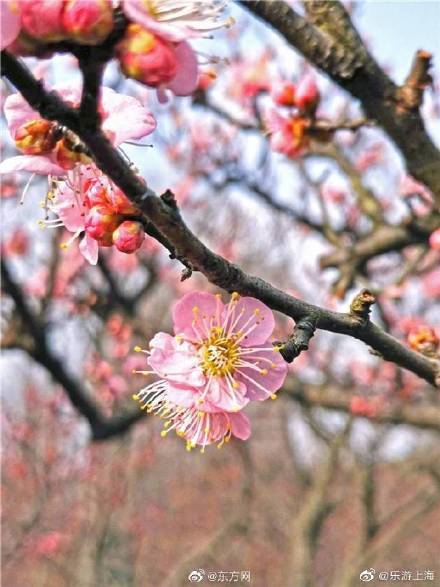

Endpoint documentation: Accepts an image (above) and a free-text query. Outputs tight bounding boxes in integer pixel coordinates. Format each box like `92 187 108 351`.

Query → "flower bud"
294 75 320 115
62 0 114 45
53 137 91 170
15 120 56 155
408 326 439 357
272 81 296 107
20 0 65 43
112 220 145 254
85 205 122 246
117 24 178 88
107 186 139 215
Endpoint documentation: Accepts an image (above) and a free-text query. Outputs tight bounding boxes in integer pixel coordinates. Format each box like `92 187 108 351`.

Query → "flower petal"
235 348 287 401
3 92 41 138
100 87 156 145
121 0 188 42
173 291 222 339
223 296 275 346
79 234 99 265
167 42 198 96
205 376 249 412
0 155 66 176
148 332 205 387
229 411 251 440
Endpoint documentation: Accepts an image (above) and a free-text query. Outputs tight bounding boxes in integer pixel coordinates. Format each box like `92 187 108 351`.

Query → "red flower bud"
20 0 65 43
407 326 439 357
294 75 320 115
15 119 56 155
429 228 440 251
53 137 91 170
85 205 122 246
62 0 114 45
112 220 145 254
272 81 296 107
117 24 178 88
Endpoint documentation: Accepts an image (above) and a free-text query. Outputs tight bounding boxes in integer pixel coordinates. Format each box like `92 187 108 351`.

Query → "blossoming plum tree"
1 1 439 584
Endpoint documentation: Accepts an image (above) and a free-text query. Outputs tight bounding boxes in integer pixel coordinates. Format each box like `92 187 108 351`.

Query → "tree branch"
1 259 144 440
238 0 440 207
284 381 440 432
2 51 439 387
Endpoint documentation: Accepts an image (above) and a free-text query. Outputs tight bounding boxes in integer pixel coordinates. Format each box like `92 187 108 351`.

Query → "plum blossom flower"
0 85 156 177
44 166 144 264
122 0 233 42
265 109 310 159
133 291 288 451
118 0 232 101
45 173 100 265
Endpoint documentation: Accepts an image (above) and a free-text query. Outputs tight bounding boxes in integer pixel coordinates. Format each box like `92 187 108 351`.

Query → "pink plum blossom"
0 86 156 177
122 0 233 43
265 109 310 159
47 174 100 265
116 24 198 102
133 291 287 451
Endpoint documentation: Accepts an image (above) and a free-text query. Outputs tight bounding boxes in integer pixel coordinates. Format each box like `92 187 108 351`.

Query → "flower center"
200 327 239 376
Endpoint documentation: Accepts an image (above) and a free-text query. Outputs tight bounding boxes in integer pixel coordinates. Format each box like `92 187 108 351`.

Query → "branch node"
349 289 376 322
275 316 317 363
396 49 433 111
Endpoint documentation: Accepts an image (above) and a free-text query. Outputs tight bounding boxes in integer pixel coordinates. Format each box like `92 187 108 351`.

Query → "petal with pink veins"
206 376 249 412
223 297 275 346
235 348 287 401
173 291 221 339
148 332 205 387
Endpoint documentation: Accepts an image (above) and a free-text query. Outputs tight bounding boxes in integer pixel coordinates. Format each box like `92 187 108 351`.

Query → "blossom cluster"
266 75 321 159
2 0 232 101
133 291 288 451
0 85 156 263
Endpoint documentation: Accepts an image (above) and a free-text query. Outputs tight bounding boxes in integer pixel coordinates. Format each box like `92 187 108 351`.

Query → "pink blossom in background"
265 109 310 159
133 291 287 451
294 74 320 115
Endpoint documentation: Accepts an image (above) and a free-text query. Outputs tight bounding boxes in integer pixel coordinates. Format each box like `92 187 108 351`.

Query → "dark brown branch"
238 0 440 207
276 316 317 363
2 51 439 387
320 218 439 271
